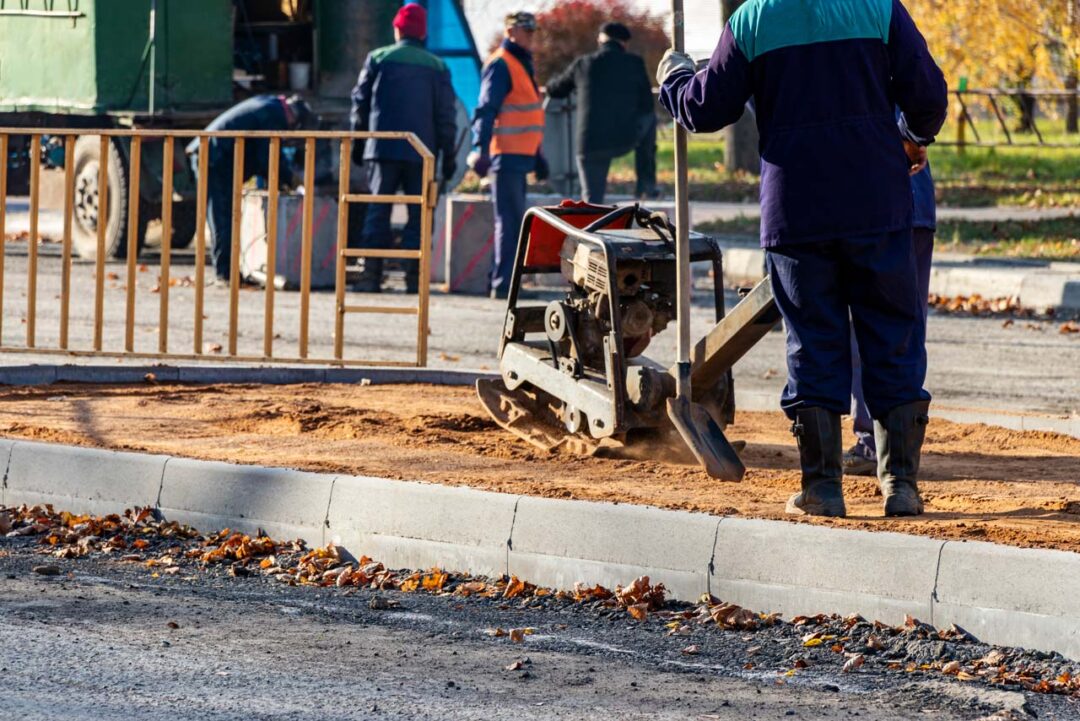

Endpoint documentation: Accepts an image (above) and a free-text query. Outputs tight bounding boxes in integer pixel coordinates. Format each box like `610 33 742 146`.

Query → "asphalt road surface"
2 538 1075 721
0 248 1076 416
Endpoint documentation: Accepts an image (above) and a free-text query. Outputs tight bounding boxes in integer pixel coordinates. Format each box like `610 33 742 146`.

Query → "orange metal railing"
0 127 435 367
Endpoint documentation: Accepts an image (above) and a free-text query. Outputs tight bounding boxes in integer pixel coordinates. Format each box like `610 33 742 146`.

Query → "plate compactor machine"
476 202 782 481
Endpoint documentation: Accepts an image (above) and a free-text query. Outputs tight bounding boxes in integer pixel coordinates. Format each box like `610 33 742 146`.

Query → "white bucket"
288 62 311 91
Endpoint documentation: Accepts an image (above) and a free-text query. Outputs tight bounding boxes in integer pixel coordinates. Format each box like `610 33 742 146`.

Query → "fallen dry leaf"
842 654 865 673
942 660 961 675
509 628 526 644
681 645 700 656
505 660 524 671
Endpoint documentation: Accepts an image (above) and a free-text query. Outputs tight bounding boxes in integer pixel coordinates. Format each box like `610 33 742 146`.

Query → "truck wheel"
71 135 138 259
166 200 198 249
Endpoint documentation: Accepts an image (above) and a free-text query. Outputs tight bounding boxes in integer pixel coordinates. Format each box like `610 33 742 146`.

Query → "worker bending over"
351 2 458 293
188 94 316 283
468 11 549 299
546 22 657 203
658 0 948 517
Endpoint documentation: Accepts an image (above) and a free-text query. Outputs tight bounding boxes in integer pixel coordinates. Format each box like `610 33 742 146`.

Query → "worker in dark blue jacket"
350 2 458 293
188 94 316 282
658 0 948 519
468 11 549 299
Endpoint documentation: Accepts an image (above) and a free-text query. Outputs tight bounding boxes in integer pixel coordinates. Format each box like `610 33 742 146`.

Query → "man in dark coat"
188 94 315 281
350 2 458 293
546 22 656 203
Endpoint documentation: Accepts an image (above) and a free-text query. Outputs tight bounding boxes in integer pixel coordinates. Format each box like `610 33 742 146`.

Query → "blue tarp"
407 0 482 116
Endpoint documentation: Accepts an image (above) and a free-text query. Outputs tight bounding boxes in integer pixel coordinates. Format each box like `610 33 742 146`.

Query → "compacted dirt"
0 382 1077 553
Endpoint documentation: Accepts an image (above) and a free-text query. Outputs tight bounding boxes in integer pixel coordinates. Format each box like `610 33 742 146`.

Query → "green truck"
0 0 399 258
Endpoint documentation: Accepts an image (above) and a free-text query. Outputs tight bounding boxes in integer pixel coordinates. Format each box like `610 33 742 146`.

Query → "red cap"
393 3 427 40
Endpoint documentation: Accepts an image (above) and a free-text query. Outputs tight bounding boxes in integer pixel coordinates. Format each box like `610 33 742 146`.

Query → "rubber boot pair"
874 400 930 517
786 402 930 518
351 258 383 293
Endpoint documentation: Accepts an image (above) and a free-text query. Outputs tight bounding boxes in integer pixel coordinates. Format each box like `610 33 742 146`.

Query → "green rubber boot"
785 407 847 518
874 400 930 517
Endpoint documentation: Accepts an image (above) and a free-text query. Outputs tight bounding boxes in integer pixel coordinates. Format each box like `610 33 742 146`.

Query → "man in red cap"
350 2 458 293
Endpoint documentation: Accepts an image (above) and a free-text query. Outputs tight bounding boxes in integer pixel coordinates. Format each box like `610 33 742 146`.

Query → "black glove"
441 155 457 183
534 152 550 182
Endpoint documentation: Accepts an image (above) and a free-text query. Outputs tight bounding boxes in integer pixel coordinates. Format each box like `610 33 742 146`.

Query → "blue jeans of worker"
766 229 931 422
490 169 528 296
191 152 237 280
850 228 935 453
361 160 424 253
576 152 618 204
634 112 658 198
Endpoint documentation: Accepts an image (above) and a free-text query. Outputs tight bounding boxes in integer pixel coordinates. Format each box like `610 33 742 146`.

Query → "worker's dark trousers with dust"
490 168 528 296
361 160 423 255
850 227 935 452
190 153 237 280
766 228 931 422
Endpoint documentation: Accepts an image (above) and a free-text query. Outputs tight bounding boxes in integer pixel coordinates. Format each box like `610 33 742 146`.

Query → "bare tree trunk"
1067 72 1078 134
1068 0 1078 133
721 0 760 174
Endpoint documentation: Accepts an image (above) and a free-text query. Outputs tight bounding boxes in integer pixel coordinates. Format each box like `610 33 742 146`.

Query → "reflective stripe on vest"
488 48 544 158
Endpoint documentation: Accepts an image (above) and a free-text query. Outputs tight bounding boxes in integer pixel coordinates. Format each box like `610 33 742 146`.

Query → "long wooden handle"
671 0 692 395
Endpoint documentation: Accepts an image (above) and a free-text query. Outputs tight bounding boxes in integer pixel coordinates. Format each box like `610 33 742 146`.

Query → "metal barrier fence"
0 128 435 367
943 88 1079 149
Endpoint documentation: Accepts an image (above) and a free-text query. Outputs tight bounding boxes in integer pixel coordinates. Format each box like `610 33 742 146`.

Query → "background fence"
0 128 435 368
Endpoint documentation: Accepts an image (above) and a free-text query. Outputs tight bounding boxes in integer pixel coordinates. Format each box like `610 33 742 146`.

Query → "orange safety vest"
487 47 545 157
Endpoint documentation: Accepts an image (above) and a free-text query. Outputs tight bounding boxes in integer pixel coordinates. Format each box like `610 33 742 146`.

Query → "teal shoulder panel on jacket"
372 42 448 73
729 0 893 63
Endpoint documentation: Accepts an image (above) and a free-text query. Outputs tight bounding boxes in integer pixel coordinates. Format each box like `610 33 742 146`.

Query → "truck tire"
71 135 141 260
167 200 198 249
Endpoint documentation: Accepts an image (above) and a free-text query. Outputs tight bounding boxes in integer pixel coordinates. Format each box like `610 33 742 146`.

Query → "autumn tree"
906 0 1080 132
527 0 670 87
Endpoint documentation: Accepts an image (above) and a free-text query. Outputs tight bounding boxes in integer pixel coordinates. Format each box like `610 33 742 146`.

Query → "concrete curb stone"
711 518 942 626
0 437 15 507
0 364 493 389
158 458 334 546
507 496 720 602
4 441 166 515
704 248 1080 312
326 475 517 580
933 541 1080 661
55 365 181 385
2 441 1079 660
0 366 59 385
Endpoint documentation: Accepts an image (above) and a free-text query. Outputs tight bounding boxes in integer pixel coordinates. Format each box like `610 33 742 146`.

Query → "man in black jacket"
546 22 655 203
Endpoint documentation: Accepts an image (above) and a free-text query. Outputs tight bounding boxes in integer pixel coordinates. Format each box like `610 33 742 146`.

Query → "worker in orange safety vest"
467 11 549 299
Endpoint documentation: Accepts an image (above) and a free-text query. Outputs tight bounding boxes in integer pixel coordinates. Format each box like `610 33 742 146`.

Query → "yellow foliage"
906 0 1079 88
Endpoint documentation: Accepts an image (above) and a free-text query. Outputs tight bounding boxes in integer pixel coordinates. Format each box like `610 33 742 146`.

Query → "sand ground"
0 382 1077 553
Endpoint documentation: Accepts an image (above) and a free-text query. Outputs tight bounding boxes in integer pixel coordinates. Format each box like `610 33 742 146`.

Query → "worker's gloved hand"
534 152 550 182
656 49 695 87
467 148 491 178
442 156 457 183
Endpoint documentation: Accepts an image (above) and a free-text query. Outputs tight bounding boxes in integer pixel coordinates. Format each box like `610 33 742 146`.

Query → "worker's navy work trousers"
765 229 931 422
490 168 528 296
191 153 238 280
361 160 424 252
850 227 935 451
